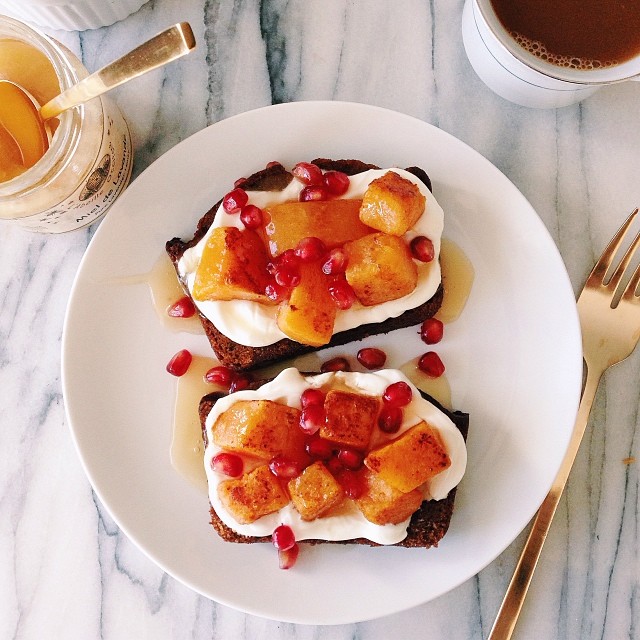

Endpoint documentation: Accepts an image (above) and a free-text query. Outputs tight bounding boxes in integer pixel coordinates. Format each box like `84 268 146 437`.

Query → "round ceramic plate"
62 101 582 625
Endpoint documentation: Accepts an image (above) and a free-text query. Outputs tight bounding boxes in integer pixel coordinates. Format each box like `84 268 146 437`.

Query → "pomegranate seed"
211 452 243 477
234 177 247 188
269 455 303 479
299 185 329 202
222 188 248 213
326 456 344 475
323 170 350 196
272 524 296 551
240 204 263 229
300 388 325 408
274 264 301 288
166 349 192 376
337 469 366 499
337 448 364 470
230 373 253 392
357 347 387 370
383 381 413 407
321 248 348 275
278 542 300 569
295 236 327 263
300 405 326 435
204 365 236 387
420 317 444 344
328 277 357 310
410 236 435 262
292 161 323 185
305 436 334 460
320 356 351 373
418 351 446 378
378 405 403 434
266 161 281 168
167 296 196 318
265 279 289 302
278 249 300 268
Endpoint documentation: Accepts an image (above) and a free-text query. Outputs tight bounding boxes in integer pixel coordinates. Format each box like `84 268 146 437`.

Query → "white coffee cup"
462 0 640 108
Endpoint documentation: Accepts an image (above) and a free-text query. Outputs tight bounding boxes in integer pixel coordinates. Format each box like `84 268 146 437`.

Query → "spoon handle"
40 22 195 121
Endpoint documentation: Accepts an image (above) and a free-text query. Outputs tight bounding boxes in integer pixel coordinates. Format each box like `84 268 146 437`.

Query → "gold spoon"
0 22 195 165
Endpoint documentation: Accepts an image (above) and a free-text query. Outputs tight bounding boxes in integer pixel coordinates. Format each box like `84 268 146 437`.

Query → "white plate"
62 101 582 625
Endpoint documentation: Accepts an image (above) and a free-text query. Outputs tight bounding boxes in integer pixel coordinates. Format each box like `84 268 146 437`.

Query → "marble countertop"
2 1 639 639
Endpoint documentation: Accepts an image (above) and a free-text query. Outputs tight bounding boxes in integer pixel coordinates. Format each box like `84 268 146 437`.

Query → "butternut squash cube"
212 400 305 462
359 171 426 236
365 421 450 493
288 461 345 521
192 227 272 303
217 464 289 524
276 262 337 346
264 198 370 256
344 232 418 306
320 390 379 449
355 470 423 525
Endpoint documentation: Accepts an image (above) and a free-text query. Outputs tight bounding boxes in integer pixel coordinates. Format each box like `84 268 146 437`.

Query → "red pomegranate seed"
328 277 357 310
265 280 289 302
272 524 296 551
204 365 236 387
337 469 366 499
420 318 444 344
383 381 413 407
378 405 403 434
292 161 323 185
320 356 351 373
269 456 303 479
418 351 446 378
321 248 348 275
300 405 326 435
357 347 387 370
274 264 301 288
410 236 435 262
266 161 281 168
301 388 325 408
166 349 192 376
305 436 333 460
337 448 364 470
326 456 344 475
234 177 247 188
323 170 350 196
222 188 248 213
167 296 196 318
230 373 253 392
240 204 263 229
211 452 243 477
294 236 327 263
299 185 329 202
278 542 300 569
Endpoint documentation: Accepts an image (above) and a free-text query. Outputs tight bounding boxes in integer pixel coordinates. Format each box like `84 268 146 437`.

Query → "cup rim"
474 0 640 85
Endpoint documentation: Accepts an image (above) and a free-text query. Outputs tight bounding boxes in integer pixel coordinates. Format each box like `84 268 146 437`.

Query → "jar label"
18 97 133 233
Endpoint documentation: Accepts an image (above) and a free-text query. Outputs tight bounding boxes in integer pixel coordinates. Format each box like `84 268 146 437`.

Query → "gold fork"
488 207 640 640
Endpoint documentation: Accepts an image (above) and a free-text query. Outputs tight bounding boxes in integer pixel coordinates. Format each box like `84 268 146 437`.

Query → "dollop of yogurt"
204 368 467 545
178 168 444 347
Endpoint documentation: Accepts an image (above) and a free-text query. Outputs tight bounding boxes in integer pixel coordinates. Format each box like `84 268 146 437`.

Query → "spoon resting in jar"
0 22 195 171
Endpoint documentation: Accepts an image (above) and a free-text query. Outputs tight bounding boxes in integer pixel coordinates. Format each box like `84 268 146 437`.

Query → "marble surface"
2 1 639 638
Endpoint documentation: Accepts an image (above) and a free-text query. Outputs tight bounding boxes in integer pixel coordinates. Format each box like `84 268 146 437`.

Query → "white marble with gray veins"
1 1 639 638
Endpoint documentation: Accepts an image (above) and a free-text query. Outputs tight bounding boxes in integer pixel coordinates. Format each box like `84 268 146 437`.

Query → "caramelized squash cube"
320 390 379 449
344 232 418 306
217 464 289 524
288 461 345 521
264 199 370 256
355 470 423 525
212 400 305 462
365 421 450 493
276 262 337 346
192 227 272 303
359 171 426 236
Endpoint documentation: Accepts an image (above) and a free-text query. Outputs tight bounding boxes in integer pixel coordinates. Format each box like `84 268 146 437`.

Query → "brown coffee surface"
490 0 640 69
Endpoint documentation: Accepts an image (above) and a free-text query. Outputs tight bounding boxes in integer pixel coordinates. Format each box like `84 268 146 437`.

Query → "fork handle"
487 363 603 640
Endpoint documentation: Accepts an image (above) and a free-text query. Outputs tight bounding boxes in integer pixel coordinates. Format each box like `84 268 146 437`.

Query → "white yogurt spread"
178 168 444 347
204 368 467 545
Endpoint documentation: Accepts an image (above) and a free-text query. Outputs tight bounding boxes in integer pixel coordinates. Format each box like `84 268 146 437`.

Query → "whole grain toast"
199 378 468 549
166 159 442 370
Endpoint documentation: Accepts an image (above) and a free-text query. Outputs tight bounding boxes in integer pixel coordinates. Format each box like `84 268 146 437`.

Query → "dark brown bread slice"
166 159 441 371
199 379 468 549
